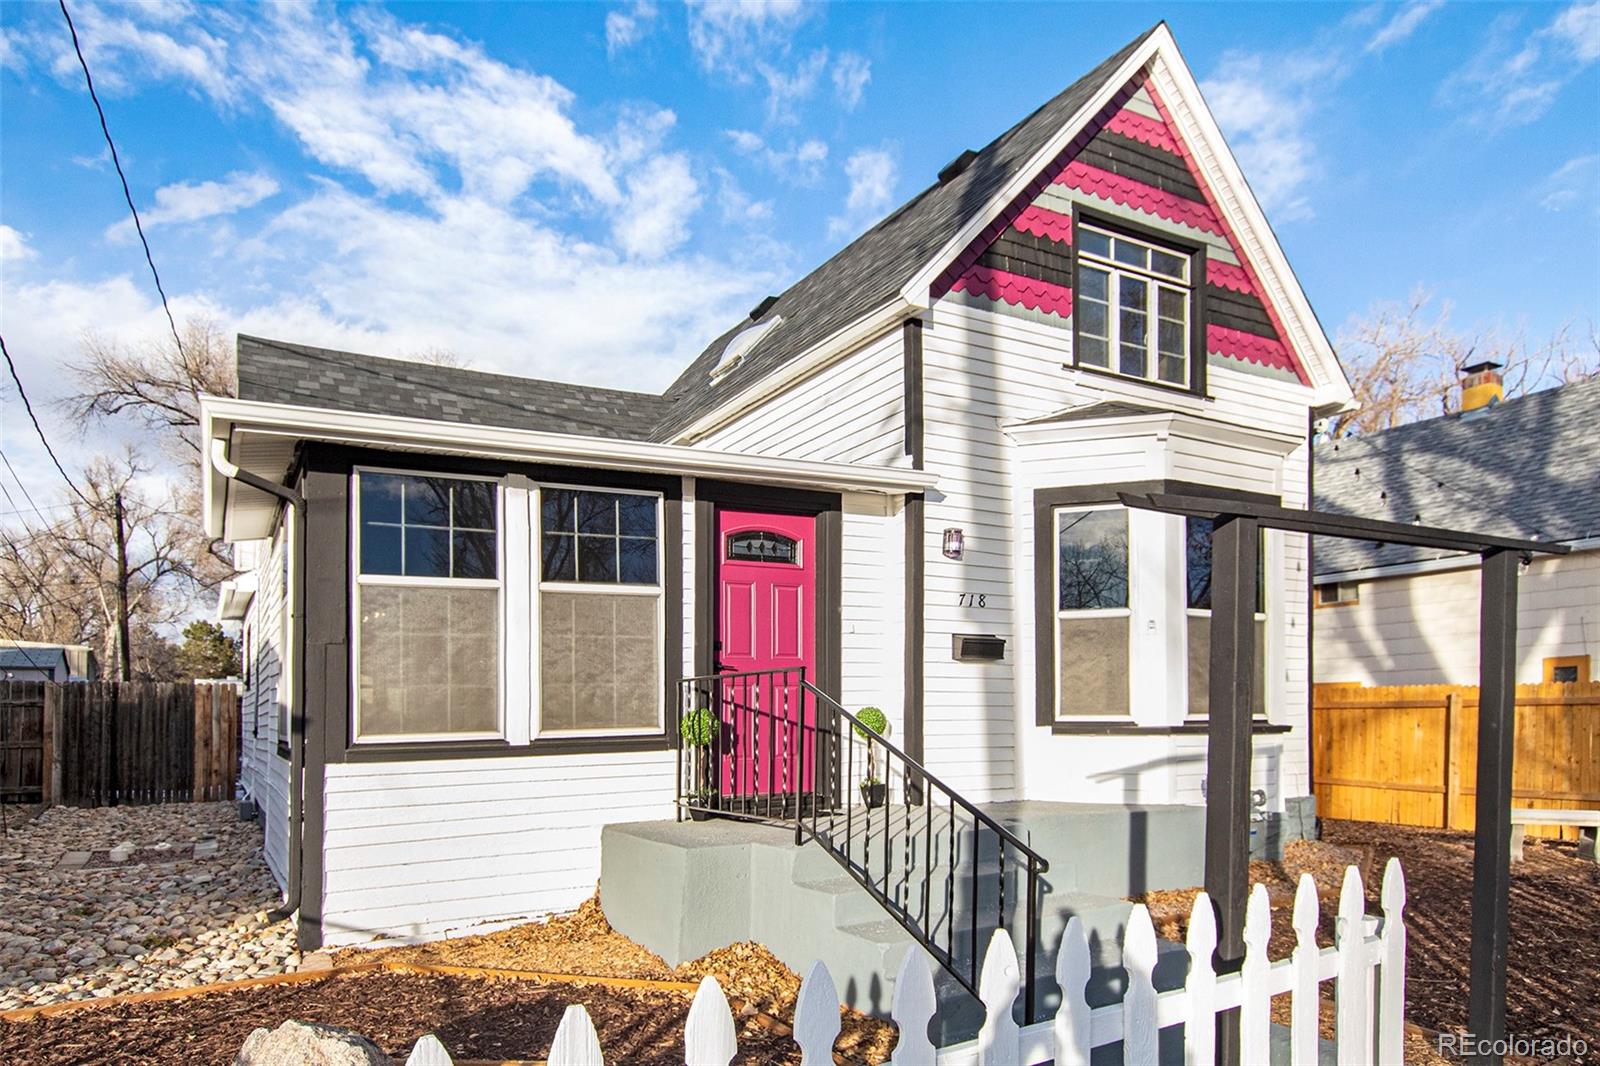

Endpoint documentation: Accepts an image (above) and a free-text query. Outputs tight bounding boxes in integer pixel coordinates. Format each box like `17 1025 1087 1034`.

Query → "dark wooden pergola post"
1205 514 1259 1066
1117 491 1563 1066
1468 548 1519 1058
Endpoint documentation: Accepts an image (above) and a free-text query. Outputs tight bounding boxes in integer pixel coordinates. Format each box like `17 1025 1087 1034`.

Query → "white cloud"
104 170 279 243
43 0 233 100
831 51 871 110
828 146 897 239
1201 52 1330 222
1365 0 1443 53
685 0 807 73
757 47 828 123
713 168 772 226
606 0 658 56
725 130 828 185
612 153 703 259
1538 154 1600 211
0 224 36 262
1441 2 1600 127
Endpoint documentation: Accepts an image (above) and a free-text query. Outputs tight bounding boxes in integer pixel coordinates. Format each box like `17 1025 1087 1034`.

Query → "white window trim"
350 466 507 744
1078 224 1193 387
1053 504 1136 722
533 483 667 740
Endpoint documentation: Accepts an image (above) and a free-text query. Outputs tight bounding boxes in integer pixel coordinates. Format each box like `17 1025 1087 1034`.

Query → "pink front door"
716 509 816 799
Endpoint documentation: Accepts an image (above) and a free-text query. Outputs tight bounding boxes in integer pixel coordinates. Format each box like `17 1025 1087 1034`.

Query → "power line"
0 448 43 518
56 0 187 362
0 333 93 508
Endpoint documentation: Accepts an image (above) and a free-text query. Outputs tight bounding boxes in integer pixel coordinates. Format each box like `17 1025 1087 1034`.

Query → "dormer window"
710 315 782 383
1074 220 1199 390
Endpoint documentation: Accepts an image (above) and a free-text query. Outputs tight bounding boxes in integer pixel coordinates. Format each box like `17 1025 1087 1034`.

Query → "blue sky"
1 1 1597 508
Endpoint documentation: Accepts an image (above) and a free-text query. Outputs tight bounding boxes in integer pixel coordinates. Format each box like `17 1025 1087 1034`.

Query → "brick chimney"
1460 360 1504 414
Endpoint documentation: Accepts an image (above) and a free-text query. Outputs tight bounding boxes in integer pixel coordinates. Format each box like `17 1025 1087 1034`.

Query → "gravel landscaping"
0 802 296 1010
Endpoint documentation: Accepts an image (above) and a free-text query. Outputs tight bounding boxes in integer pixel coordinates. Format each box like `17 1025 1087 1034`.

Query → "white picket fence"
398 859 1406 1066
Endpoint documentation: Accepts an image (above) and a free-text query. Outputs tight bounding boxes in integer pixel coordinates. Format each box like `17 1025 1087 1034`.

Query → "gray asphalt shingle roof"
233 27 1160 445
0 647 68 674
1312 377 1600 576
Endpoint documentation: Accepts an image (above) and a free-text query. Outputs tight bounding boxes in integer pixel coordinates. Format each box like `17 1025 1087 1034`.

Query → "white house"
205 23 1353 957
1313 371 1600 687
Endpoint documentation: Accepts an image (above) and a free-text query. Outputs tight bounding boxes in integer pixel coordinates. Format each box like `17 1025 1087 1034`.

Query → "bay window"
1075 222 1195 388
1054 507 1131 717
538 487 663 735
354 471 501 740
1184 516 1268 718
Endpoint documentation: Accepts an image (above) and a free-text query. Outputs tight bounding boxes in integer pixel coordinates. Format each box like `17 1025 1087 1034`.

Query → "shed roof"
1313 377 1600 576
0 646 69 674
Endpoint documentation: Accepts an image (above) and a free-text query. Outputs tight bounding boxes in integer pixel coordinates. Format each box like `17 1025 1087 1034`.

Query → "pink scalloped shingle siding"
1206 259 1254 295
951 265 1074 319
1206 325 1296 373
1011 204 1075 244
1054 160 1224 236
1104 108 1180 153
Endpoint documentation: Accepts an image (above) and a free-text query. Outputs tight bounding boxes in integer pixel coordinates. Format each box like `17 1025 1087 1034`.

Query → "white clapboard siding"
394 861 1403 1066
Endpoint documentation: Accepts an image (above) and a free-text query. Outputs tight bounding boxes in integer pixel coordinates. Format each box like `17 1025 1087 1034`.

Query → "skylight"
710 316 781 383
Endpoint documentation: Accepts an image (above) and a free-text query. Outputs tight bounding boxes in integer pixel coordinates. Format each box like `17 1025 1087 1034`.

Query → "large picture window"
1075 222 1194 388
1054 507 1131 717
538 488 663 735
1184 516 1268 718
354 471 502 740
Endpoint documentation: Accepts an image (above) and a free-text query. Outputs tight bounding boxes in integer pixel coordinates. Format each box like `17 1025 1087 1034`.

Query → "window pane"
360 474 405 524
1119 274 1148 317
1151 249 1187 279
1158 319 1187 356
1058 616 1130 716
1079 299 1108 340
578 493 618 535
358 585 498 737
1188 615 1267 716
1078 264 1108 301
619 537 658 584
361 523 402 576
454 481 496 530
542 489 576 534
1159 354 1187 384
404 478 451 527
578 535 618 581
1058 509 1128 610
540 591 660 732
1120 343 1148 378
405 527 451 578
1158 287 1187 322
543 533 576 581
1186 517 1213 610
1079 229 1111 259
1078 336 1109 368
617 494 658 537
454 530 498 580
1113 237 1147 268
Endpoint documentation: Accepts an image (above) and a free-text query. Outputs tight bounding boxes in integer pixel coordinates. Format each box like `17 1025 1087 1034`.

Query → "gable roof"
235 335 673 441
650 25 1161 441
0 646 68 674
1313 378 1600 576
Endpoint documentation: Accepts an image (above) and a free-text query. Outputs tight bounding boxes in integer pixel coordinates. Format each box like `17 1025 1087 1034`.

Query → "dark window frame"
1071 205 1209 398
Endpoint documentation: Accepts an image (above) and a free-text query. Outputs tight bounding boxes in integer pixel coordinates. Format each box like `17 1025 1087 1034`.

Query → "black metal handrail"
675 669 1050 1024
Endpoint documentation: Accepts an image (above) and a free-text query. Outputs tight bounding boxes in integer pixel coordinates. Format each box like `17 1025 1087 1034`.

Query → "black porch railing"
676 669 1050 1023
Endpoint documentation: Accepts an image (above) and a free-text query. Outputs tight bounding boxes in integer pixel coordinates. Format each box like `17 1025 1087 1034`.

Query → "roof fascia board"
896 33 1162 310
1145 40 1352 409
1315 536 1600 585
670 297 911 445
203 394 937 501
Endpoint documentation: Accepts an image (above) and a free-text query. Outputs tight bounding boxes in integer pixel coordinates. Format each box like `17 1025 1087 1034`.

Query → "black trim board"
902 319 925 766
692 479 843 704
1032 479 1279 729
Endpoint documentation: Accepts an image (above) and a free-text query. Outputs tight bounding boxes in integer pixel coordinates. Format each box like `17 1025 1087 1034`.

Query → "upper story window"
354 471 502 741
1075 223 1195 389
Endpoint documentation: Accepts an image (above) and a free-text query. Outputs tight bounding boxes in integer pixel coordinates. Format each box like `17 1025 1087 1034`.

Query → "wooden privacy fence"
401 861 1406 1066
0 680 239 807
1313 680 1600 839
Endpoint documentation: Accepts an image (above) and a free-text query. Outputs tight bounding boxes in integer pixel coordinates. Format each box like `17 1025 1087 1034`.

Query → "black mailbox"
952 634 1005 662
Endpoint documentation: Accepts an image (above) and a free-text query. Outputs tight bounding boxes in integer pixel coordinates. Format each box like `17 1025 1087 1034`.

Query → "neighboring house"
202 23 1353 953
1314 370 1600 687
0 642 98 682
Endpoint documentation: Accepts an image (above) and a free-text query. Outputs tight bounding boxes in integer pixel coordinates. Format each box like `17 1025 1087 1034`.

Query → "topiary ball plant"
679 706 716 747
852 706 889 739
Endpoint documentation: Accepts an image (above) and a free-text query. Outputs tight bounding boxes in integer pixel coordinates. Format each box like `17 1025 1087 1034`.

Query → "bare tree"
1329 291 1599 438
65 317 236 460
408 345 471 369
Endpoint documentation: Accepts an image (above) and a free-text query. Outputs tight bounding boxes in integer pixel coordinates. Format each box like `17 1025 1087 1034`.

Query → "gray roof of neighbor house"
233 26 1160 444
235 336 675 441
1313 377 1600 576
0 646 69 675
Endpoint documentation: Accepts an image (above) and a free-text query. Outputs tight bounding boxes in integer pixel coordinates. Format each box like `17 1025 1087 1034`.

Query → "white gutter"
1314 537 1598 585
671 298 913 445
202 395 937 511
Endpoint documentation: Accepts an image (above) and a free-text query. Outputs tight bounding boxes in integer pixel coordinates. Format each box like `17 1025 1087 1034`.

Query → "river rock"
234 1020 390 1066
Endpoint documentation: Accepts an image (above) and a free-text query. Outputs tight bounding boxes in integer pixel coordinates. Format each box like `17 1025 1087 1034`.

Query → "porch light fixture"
942 527 964 559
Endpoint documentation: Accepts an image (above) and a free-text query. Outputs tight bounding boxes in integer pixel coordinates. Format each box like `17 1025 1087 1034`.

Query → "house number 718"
956 593 988 608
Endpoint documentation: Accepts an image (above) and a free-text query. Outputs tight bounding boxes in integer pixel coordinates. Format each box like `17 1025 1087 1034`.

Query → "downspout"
209 439 306 926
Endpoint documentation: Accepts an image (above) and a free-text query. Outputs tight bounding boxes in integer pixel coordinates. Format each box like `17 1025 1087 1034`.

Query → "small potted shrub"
680 706 718 819
854 707 889 809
